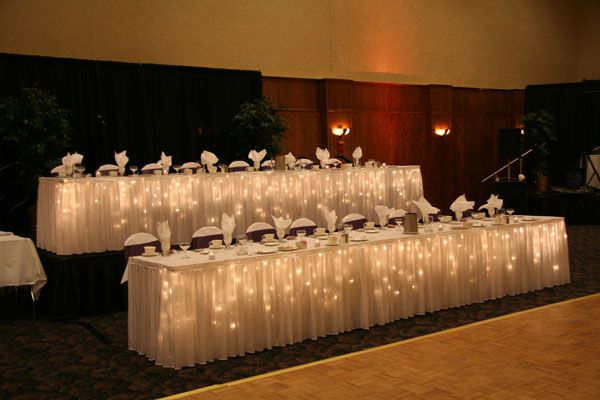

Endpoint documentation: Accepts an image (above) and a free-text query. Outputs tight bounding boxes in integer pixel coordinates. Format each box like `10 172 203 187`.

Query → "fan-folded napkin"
157 151 172 170
316 147 330 168
285 152 296 169
221 213 236 246
352 146 363 160
157 220 171 253
114 150 129 175
412 197 440 221
272 215 292 239
62 152 84 170
248 149 267 170
201 151 219 167
450 194 475 220
321 207 337 233
478 194 503 216
375 205 395 228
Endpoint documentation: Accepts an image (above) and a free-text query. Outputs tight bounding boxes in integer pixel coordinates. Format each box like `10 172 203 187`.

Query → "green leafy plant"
0 87 72 192
229 97 286 161
520 110 557 177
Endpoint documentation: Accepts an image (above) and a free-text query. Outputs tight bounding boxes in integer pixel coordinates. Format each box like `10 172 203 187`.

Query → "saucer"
258 248 277 254
278 245 296 251
263 241 279 247
314 233 328 237
142 252 159 257
209 245 224 250
350 237 368 242
364 229 379 233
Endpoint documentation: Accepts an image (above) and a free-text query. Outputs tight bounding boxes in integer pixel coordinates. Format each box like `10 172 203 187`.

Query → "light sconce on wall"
434 128 451 137
332 124 351 152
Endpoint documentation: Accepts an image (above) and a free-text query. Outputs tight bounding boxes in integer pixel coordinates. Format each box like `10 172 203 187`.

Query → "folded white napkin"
62 152 84 168
450 194 475 220
375 205 395 228
248 149 267 171
272 215 292 239
114 150 129 175
285 152 296 169
352 146 363 160
157 151 172 169
412 196 440 221
321 207 337 233
201 150 219 167
316 147 330 168
156 220 171 253
221 213 236 246
478 194 503 217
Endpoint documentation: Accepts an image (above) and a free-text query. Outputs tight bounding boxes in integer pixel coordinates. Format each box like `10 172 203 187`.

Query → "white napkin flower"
450 194 475 220
478 194 503 217
321 206 338 233
157 151 172 169
316 147 330 168
375 205 395 228
201 150 219 167
156 220 171 253
114 150 129 175
271 215 292 239
285 152 296 170
248 149 267 171
412 196 440 222
221 213 236 246
62 152 84 167
352 146 363 160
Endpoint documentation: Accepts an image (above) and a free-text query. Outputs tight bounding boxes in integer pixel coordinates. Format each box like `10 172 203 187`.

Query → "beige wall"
0 0 597 89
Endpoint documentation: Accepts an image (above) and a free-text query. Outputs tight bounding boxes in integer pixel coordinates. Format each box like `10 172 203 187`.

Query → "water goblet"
179 242 190 259
173 164 181 174
506 208 514 216
129 165 138 175
236 234 248 255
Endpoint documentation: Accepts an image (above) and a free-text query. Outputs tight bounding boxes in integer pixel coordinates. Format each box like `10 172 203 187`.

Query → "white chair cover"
98 164 118 171
192 226 224 249
261 160 275 167
141 163 163 171
181 162 201 169
124 232 159 246
246 222 276 242
229 160 250 168
289 217 317 235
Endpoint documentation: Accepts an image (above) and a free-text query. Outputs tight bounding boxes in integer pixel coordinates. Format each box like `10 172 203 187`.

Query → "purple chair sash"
141 169 161 175
261 165 273 171
302 163 314 170
124 240 161 259
229 166 248 172
246 228 276 243
51 172 59 177
289 225 317 236
344 218 367 230
98 169 118 176
389 216 404 225
461 209 473 218
426 213 441 222
326 163 341 169
192 234 225 249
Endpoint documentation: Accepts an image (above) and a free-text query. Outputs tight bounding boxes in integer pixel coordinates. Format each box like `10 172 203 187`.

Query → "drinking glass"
224 235 232 248
129 165 138 175
276 229 285 242
236 234 248 255
173 164 181 174
506 208 514 216
179 243 190 259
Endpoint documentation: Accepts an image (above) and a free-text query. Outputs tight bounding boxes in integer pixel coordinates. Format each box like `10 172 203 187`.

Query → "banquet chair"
326 158 342 168
50 165 65 176
246 222 276 242
388 209 407 225
192 226 224 249
261 159 275 171
461 209 474 219
289 217 318 236
295 158 314 169
123 232 160 259
97 164 119 176
341 213 368 230
181 161 201 173
141 163 163 174
228 160 250 172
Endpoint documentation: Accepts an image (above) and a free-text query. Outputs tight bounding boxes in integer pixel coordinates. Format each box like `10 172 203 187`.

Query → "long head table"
125 216 569 369
37 166 423 255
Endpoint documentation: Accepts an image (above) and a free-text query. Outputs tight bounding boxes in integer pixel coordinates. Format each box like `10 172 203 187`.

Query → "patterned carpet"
1 225 599 400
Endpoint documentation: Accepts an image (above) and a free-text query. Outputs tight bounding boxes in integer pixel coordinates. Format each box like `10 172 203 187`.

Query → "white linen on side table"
126 217 569 369
0 235 47 298
37 165 423 255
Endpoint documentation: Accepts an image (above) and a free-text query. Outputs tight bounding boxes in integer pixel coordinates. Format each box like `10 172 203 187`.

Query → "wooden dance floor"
165 293 600 400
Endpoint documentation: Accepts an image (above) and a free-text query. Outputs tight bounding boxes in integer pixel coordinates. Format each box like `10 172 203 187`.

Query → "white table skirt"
0 234 47 298
126 217 569 369
37 166 423 255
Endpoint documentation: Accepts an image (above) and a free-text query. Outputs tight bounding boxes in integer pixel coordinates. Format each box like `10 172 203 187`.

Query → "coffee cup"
153 169 162 175
262 233 275 242
246 166 254 172
109 170 118 177
143 246 156 255
364 221 375 230
315 227 326 236
209 239 223 248
327 235 338 245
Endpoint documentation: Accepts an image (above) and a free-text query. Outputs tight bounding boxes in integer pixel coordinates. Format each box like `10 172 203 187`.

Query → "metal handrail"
481 149 533 183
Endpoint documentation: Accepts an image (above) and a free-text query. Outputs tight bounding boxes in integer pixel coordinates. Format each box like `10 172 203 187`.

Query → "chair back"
341 213 368 229
462 209 473 218
181 161 201 173
192 226 224 249
50 165 64 177
246 222 276 242
326 158 342 168
295 158 314 169
229 160 250 172
141 163 162 174
289 217 317 236
124 232 160 258
261 160 274 171
97 164 119 176
388 209 406 225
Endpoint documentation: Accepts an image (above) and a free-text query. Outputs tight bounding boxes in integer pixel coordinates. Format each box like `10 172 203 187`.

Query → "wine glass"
236 234 248 256
173 164 181 174
179 242 190 259
224 234 232 248
129 165 138 175
276 229 285 242
506 208 514 216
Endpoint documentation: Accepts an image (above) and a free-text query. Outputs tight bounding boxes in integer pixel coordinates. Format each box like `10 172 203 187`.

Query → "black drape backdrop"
525 80 600 185
0 53 262 169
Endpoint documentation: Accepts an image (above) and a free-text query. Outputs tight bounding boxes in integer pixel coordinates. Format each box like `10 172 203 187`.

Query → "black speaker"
498 128 522 159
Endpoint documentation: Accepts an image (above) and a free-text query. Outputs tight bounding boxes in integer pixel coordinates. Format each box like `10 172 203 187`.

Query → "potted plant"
229 97 286 162
520 110 557 192
0 87 72 232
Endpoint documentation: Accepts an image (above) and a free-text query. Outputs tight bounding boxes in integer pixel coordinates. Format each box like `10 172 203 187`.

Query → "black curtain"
0 53 262 169
525 80 600 184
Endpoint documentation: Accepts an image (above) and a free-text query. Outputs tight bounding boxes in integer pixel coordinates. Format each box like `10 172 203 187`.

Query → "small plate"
314 233 328 237
194 249 210 254
472 223 484 228
350 237 368 242
278 246 296 251
263 241 279 247
258 248 277 254
325 243 339 246
142 252 159 257
209 245 224 250
364 229 380 233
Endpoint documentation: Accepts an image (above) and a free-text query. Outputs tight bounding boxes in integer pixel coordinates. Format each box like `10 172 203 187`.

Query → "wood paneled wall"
263 77 524 211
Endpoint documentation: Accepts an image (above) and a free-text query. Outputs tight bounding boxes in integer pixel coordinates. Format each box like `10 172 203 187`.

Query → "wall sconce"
434 128 451 137
332 124 350 152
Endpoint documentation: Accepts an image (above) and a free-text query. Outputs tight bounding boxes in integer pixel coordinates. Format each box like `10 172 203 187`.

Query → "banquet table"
37 166 423 255
125 216 569 369
0 232 47 298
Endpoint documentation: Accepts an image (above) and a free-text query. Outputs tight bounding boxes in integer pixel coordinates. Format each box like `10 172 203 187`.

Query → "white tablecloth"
37 166 423 255
126 217 569 368
0 234 47 298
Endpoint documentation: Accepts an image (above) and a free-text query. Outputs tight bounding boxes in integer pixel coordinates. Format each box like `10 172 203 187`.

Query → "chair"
341 213 368 229
462 209 473 219
191 226 224 249
123 232 160 258
181 161 201 173
141 163 163 174
50 165 65 176
97 164 119 176
388 209 406 225
246 222 276 242
289 217 317 236
295 158 314 169
229 160 250 172
326 158 342 169
261 159 275 171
